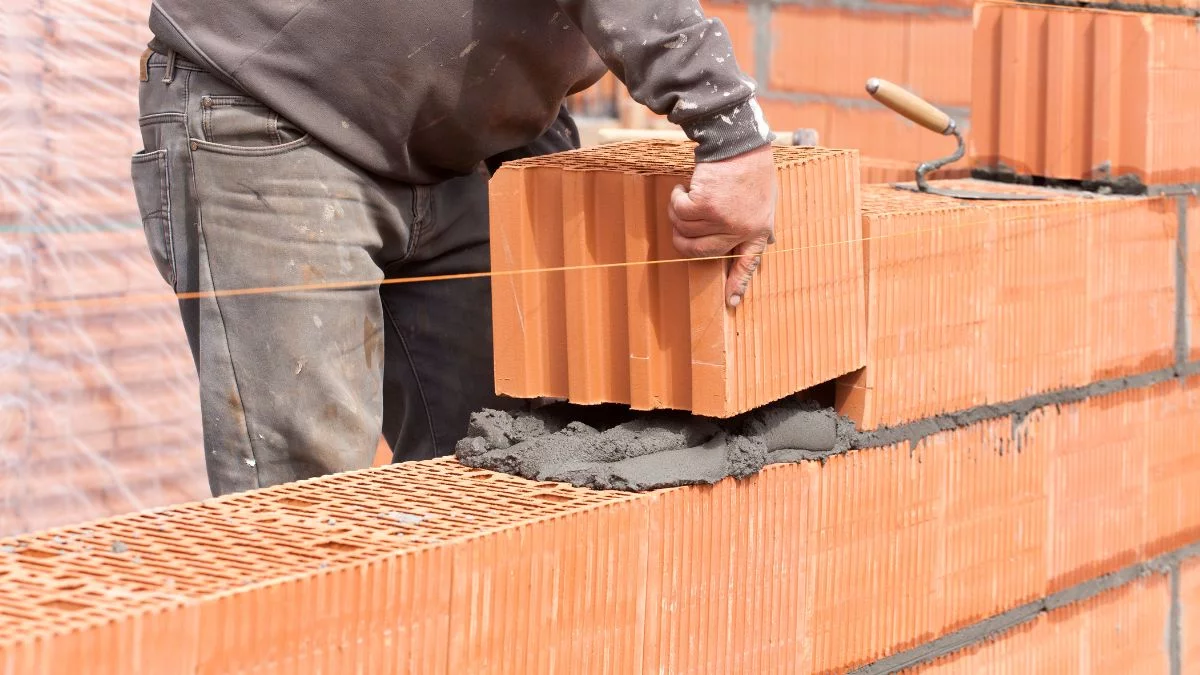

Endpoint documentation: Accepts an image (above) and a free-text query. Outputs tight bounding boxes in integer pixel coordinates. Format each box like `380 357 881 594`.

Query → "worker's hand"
669 144 777 308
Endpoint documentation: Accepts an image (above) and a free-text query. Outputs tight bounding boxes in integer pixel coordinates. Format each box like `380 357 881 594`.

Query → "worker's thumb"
726 239 766 308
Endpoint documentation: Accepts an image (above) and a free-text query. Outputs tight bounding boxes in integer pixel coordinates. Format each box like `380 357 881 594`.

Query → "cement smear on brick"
455 398 838 491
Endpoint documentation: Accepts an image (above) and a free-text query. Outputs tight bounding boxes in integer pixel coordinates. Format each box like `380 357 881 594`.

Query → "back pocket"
130 149 177 289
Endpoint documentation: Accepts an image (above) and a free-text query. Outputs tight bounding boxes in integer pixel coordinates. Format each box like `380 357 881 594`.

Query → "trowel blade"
893 182 1049 201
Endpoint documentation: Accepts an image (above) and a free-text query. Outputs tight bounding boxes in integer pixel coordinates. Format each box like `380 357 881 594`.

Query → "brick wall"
3 0 1200 669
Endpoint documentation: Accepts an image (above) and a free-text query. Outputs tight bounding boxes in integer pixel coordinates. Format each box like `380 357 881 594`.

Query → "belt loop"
162 49 177 85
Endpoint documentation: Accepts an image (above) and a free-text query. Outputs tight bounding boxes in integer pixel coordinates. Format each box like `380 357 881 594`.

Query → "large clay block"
914 576 1172 673
971 1 1200 186
838 182 1177 431
1143 376 1200 557
489 140 865 417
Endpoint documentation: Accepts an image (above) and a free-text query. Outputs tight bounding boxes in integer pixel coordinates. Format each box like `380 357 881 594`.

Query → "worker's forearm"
554 0 773 161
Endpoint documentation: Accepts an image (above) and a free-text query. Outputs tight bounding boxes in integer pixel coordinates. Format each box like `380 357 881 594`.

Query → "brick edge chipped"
852 541 1200 674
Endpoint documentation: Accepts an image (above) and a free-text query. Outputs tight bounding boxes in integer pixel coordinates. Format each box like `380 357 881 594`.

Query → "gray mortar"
970 165 1152 196
852 541 1200 673
749 1 772 88
456 368 1191 491
457 399 838 491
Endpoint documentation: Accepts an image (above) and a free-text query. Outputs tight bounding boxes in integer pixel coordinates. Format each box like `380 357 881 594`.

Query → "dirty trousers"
131 51 530 496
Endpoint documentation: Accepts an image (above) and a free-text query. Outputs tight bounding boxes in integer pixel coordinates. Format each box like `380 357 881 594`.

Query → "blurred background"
0 0 972 536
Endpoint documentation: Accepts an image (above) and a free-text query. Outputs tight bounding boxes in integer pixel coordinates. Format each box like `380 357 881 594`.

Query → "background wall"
571 0 973 165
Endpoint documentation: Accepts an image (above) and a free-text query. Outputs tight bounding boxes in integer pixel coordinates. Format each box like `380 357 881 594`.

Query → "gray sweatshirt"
147 1 773 184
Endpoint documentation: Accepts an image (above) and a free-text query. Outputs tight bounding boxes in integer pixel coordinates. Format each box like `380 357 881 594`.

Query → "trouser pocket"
130 148 177 289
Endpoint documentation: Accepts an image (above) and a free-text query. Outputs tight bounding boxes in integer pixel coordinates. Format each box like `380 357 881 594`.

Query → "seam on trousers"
382 301 439 456
185 69 264 490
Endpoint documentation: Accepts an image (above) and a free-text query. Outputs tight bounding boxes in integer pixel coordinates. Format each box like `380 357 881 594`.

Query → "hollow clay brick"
838 184 1176 431
971 1 1200 186
1037 387 1151 591
1143 376 1200 556
641 467 812 674
913 575 1171 674
490 141 865 417
770 8 972 108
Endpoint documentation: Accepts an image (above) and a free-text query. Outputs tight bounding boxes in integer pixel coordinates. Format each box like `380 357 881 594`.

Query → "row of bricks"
838 186 1188 431
971 1 1200 186
489 142 866 417
492 140 1195 420
1 377 1198 673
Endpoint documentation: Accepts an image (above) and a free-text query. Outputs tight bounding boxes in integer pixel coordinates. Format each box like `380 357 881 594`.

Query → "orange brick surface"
5 377 1198 673
1183 557 1200 675
971 1 1200 185
769 8 972 108
912 575 1171 674
489 141 865 417
838 184 1177 431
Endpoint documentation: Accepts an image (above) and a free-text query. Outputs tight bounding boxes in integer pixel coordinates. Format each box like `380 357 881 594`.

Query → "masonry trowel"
865 77 1047 201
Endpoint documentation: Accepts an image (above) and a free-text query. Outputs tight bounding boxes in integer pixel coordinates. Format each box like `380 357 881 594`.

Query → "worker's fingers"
672 230 738 259
668 184 708 224
725 238 768 308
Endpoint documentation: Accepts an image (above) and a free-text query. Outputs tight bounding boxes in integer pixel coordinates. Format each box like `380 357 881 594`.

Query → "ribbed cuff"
680 97 775 163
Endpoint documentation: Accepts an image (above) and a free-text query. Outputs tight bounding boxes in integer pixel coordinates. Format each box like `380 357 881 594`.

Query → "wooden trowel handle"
865 78 955 135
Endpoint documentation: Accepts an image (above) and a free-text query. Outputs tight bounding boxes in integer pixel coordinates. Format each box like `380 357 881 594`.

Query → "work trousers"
131 49 578 496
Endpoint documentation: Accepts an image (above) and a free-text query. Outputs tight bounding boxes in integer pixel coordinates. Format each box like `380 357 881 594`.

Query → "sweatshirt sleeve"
554 0 774 162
